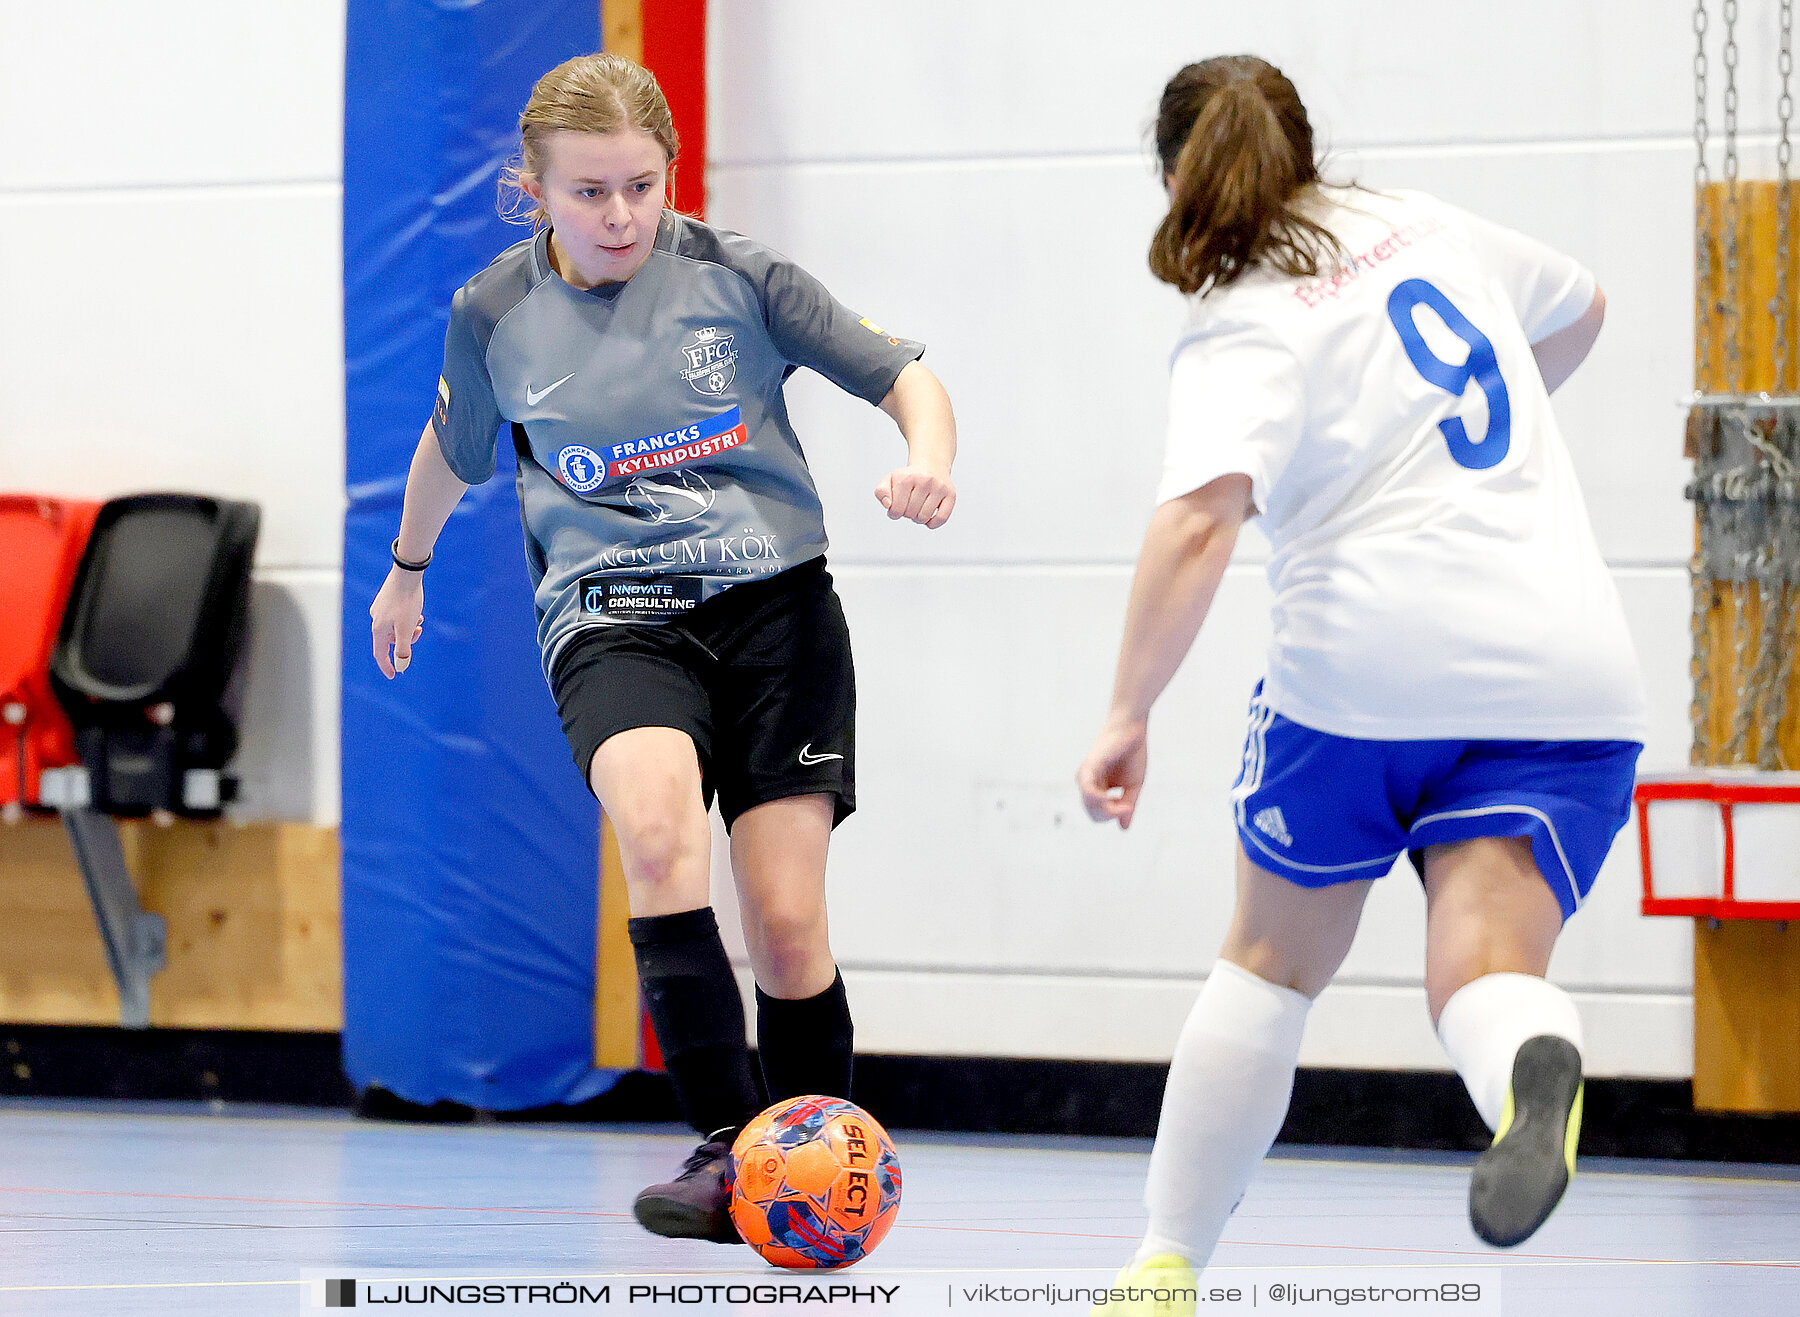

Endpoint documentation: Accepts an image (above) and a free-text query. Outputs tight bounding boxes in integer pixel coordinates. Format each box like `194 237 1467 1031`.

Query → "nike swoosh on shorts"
797 744 843 766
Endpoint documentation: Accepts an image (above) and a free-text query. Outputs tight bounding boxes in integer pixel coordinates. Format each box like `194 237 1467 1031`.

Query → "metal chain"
1767 430 1800 767
1745 419 1799 482
1692 406 1800 768
1759 554 1797 768
1724 456 1758 764
1746 450 1787 762
1748 545 1782 762
1722 416 1800 766
1779 0 1795 392
1692 0 1715 762
1751 414 1800 765
1724 0 1743 392
1690 468 1718 763
1690 559 1716 763
1767 9 1800 761
1696 0 1714 392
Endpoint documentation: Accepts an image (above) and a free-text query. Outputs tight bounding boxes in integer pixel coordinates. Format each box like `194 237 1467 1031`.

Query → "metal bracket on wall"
58 806 166 1029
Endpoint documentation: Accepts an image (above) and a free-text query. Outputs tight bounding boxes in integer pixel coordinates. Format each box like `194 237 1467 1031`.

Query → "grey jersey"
434 211 924 679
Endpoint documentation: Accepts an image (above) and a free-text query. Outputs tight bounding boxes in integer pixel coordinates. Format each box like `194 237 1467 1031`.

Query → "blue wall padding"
341 0 612 1109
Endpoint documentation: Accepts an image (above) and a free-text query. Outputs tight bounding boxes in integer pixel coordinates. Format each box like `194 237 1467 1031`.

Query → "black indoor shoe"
633 1140 741 1243
1469 1035 1584 1248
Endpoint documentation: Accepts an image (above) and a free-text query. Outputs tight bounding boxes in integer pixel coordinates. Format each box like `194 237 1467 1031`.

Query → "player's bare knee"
747 901 827 960
742 906 828 989
613 814 701 888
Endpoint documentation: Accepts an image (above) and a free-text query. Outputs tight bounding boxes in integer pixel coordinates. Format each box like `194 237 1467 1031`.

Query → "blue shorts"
1231 686 1642 919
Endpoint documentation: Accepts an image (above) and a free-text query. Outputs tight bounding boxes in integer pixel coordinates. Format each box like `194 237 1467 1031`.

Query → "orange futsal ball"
729 1095 903 1270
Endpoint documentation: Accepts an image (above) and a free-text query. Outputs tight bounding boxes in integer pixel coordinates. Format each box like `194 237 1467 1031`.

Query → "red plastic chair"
0 494 101 809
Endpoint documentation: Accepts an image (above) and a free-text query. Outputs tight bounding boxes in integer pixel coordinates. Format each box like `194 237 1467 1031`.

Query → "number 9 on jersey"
1386 278 1512 470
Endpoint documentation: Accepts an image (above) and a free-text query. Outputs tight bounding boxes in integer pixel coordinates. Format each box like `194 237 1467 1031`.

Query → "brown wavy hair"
500 53 681 229
1149 56 1343 295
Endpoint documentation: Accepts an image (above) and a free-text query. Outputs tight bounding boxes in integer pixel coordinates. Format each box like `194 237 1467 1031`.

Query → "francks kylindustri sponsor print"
556 407 749 494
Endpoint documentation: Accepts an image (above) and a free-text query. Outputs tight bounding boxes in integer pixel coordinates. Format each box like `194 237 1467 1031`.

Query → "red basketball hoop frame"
1636 777 1800 920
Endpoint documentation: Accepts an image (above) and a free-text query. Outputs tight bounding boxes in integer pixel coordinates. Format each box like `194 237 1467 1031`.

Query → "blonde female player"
367 53 957 1244
1077 55 1644 1306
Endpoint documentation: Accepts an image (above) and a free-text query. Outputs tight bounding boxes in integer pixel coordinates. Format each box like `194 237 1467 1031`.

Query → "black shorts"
549 558 856 830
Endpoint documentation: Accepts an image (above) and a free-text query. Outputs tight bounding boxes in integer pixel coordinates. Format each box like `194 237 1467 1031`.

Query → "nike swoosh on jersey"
797 743 844 766
525 373 576 405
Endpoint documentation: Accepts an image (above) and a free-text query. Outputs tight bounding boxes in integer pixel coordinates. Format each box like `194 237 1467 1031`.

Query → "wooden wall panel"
1691 180 1800 1113
1692 181 1800 772
1691 581 1799 771
1694 919 1800 1112
0 820 125 1022
0 819 340 1030
136 822 341 1030
1696 180 1800 396
601 0 641 63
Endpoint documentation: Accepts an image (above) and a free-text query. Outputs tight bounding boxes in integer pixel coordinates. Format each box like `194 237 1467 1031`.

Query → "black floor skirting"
3 1026 1795 1165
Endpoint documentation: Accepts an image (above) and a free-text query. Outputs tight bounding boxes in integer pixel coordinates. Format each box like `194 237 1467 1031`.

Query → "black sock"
628 907 763 1139
756 970 854 1103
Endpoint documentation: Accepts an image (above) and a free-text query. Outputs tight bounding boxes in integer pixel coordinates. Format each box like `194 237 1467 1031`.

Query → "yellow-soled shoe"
1469 1034 1584 1247
1091 1253 1197 1316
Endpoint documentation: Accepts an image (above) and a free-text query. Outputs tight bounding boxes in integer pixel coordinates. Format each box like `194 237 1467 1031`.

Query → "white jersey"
1157 187 1647 742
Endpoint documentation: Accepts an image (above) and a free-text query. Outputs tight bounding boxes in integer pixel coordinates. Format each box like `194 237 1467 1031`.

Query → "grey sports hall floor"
0 1100 1792 1316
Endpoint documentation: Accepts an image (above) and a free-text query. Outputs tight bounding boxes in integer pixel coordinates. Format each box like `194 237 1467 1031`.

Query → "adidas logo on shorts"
1253 805 1294 847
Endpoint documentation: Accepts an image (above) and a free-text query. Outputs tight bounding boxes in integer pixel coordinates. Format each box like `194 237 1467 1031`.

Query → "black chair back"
51 494 260 816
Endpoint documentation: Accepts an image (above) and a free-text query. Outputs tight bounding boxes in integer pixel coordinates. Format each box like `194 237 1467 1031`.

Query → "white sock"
1132 959 1311 1270
1436 972 1583 1133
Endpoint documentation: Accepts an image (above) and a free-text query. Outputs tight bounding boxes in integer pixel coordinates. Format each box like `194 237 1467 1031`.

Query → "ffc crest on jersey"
680 325 738 395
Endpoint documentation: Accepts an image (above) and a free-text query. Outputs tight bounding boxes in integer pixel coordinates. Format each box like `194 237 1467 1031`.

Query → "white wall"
0 1 347 824
708 0 1710 1077
0 1 1721 1077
